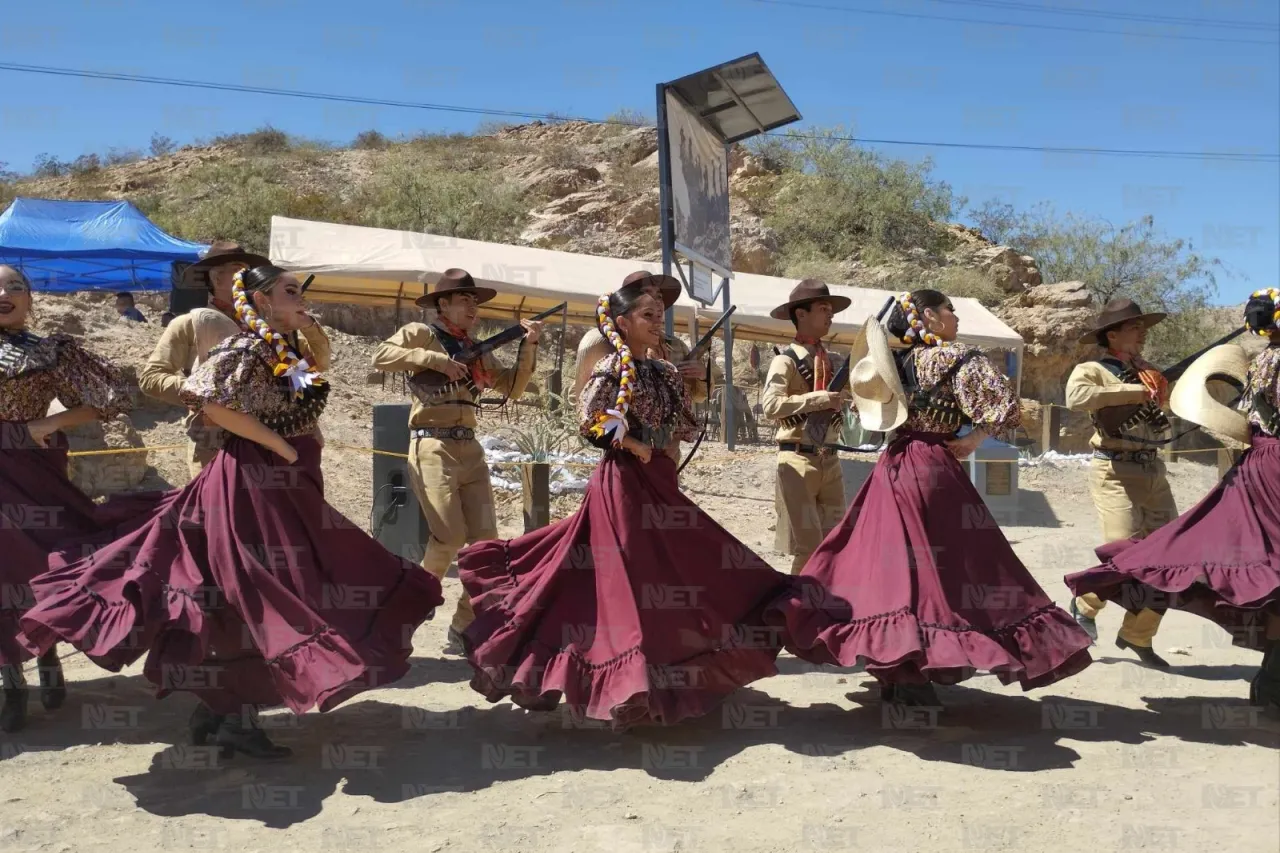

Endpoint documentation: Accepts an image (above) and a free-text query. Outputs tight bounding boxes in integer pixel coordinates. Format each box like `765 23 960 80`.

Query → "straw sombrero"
850 315 908 432
1169 343 1251 447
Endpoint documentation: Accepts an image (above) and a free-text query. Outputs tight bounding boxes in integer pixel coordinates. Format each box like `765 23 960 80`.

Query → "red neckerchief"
211 297 236 319
796 335 831 391
651 335 670 361
438 316 493 389
1108 348 1168 406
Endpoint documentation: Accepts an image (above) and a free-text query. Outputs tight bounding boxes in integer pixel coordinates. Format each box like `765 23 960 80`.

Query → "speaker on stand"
169 261 211 316
370 403 429 565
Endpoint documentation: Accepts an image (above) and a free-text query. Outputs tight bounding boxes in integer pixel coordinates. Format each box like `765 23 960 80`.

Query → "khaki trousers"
407 436 498 633
775 450 845 574
186 425 225 479
1075 456 1178 646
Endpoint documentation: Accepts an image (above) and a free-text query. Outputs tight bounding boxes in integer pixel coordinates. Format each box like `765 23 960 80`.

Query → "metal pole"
722 276 735 451
656 82 675 340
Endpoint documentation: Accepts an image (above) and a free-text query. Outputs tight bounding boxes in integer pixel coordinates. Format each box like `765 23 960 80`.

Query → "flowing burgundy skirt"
457 452 793 729
766 432 1093 690
20 435 443 714
1066 431 1280 651
0 426 106 666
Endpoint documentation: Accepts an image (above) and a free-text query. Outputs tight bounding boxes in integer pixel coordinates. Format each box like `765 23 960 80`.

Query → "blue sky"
2 0 1277 302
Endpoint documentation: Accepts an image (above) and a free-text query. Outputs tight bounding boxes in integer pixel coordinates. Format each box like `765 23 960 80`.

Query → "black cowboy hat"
1078 297 1167 345
769 278 852 321
619 270 681 309
415 268 498 308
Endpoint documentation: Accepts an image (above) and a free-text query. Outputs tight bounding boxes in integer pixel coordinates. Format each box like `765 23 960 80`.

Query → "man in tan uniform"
1065 298 1176 667
372 268 541 653
572 270 718 409
762 280 853 574
138 241 331 478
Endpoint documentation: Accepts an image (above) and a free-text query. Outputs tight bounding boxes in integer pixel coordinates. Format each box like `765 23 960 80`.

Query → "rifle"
685 306 736 362
802 296 898 447
676 306 736 477
408 301 567 407
1095 325 1246 437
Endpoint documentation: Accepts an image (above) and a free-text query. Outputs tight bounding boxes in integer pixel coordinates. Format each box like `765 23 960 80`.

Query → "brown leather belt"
779 442 833 457
1094 448 1157 465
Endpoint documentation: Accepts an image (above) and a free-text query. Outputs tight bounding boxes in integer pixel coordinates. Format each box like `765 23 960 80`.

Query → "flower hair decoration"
586 294 636 448
896 291 940 347
1248 288 1280 336
232 270 326 399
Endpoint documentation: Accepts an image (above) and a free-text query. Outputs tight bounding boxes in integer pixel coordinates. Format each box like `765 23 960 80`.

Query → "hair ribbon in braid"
1248 288 1280 336
896 291 940 347
586 294 636 447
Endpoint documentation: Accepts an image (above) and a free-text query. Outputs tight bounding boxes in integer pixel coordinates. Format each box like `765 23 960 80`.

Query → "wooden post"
521 462 551 532
1040 403 1062 454
548 370 562 413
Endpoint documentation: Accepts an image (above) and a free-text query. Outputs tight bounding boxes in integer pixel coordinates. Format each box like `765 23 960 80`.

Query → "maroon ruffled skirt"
1066 430 1280 651
457 451 793 730
0 427 100 666
766 432 1093 690
20 435 443 714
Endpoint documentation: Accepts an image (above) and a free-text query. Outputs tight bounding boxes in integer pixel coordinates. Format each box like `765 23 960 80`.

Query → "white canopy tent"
268 216 1024 390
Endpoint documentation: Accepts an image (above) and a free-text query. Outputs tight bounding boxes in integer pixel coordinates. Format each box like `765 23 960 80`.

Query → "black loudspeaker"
371 403 429 565
169 261 210 316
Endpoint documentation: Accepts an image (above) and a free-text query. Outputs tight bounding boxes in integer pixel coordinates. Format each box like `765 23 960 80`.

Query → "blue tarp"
0 197 209 292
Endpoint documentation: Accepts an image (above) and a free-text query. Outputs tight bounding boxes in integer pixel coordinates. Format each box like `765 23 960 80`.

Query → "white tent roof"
269 216 1024 359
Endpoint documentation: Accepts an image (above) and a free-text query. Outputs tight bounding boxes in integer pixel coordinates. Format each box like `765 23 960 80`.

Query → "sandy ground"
4 299 1278 852
2 439 1278 853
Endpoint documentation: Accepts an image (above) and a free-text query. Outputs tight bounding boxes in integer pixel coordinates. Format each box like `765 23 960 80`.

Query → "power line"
922 0 1280 32
1 62 1276 163
745 0 1280 45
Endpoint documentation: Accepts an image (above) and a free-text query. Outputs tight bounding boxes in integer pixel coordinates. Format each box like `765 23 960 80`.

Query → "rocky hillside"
9 120 1103 400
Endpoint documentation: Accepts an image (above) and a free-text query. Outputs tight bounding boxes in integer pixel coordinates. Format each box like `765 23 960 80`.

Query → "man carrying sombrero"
372 268 542 654
1064 298 1178 666
138 240 331 478
761 279 854 574
572 270 722 437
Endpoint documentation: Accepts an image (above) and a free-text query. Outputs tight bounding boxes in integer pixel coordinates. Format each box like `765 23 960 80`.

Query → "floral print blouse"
1244 345 1280 436
580 354 699 450
180 334 327 438
899 342 1021 435
0 330 131 423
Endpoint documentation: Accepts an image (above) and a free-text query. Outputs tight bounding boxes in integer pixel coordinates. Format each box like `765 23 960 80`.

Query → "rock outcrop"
995 281 1097 402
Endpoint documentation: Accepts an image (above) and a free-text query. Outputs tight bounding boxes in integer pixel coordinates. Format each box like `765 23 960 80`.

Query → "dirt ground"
3 299 1277 852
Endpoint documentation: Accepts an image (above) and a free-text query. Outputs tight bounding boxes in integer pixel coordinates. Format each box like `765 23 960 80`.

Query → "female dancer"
0 265 132 732
21 265 444 756
768 290 1093 707
456 283 795 729
1066 290 1280 712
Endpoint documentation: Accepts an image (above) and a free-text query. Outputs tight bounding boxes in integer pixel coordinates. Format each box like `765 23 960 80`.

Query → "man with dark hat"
138 240 331 477
372 268 542 653
762 279 853 573
1065 297 1177 666
572 270 720 418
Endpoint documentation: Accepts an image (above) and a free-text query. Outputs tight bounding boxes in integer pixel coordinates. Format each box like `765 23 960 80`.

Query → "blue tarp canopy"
0 197 209 292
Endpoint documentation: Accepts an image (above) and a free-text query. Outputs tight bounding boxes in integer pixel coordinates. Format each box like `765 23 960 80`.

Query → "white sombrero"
1169 343 1251 448
850 315 908 432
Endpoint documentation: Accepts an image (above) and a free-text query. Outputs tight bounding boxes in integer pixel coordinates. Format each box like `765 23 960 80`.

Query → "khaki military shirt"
1065 359 1171 452
138 307 331 435
761 342 847 444
372 322 537 429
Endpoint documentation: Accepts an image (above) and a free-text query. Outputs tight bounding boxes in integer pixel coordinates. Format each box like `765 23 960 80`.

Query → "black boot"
1250 639 1280 711
879 681 942 708
213 709 292 760
189 703 225 746
1 664 28 733
1116 635 1170 668
36 648 66 711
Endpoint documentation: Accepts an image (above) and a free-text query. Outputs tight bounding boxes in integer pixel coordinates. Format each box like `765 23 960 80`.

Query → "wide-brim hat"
1169 343 1251 448
415 268 498 308
186 240 272 274
850 315 908 432
620 270 681 308
770 278 852 321
1078 297 1167 344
